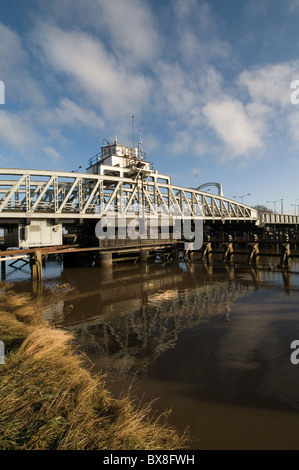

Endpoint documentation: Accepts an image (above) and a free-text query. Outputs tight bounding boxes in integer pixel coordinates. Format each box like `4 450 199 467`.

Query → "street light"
233 193 251 203
291 204 299 216
292 198 299 216
72 165 82 173
266 199 283 214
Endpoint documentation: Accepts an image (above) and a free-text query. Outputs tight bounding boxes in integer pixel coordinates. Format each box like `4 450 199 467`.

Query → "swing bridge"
0 138 298 280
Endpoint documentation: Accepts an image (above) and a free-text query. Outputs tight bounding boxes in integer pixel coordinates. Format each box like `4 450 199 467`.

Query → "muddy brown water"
7 253 299 450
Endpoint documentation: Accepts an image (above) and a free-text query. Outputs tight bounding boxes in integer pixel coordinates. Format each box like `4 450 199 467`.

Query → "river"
5 252 299 450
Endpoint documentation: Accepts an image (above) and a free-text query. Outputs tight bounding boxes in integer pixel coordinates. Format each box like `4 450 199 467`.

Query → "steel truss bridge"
0 168 258 223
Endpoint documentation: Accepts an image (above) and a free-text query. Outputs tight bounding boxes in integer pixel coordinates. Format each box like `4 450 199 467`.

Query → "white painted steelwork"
0 168 258 222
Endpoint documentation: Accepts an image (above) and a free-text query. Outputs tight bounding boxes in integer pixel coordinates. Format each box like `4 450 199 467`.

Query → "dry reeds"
0 283 187 450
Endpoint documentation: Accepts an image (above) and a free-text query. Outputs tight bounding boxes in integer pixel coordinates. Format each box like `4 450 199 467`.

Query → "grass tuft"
0 283 187 450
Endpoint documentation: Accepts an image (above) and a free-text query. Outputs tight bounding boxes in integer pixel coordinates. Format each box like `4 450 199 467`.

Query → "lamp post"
233 193 251 203
72 165 82 173
291 200 299 216
291 204 299 216
267 199 283 214
293 199 299 216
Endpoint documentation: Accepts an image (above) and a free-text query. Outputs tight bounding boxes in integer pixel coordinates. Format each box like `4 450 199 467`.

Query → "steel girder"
0 168 259 222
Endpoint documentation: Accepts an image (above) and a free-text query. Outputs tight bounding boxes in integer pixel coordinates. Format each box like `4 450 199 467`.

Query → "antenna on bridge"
138 129 143 160
132 115 135 157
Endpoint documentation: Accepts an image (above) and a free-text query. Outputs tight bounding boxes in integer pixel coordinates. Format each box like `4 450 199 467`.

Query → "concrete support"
280 235 291 268
201 236 212 264
183 249 194 263
100 252 113 267
247 235 259 265
222 235 234 263
140 250 150 262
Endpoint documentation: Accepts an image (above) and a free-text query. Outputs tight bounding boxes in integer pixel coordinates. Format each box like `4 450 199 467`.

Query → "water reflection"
6 252 299 450
44 263 268 377
42 258 299 382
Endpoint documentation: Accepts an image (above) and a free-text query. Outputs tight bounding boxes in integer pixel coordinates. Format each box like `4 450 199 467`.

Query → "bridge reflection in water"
40 257 299 449
42 260 295 379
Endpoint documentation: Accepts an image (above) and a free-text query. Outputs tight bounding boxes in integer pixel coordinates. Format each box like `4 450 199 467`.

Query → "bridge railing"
260 213 299 225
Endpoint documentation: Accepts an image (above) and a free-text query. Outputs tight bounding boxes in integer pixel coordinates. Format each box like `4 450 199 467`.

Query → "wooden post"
1 257 6 281
30 250 43 281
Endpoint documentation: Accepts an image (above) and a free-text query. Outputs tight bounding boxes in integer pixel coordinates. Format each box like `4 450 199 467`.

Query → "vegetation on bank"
0 283 186 450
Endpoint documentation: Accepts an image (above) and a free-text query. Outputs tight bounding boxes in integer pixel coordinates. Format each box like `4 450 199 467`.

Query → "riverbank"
0 282 186 450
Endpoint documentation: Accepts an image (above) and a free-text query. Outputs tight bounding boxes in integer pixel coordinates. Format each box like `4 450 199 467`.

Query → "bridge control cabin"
86 137 151 176
3 220 62 249
86 137 170 184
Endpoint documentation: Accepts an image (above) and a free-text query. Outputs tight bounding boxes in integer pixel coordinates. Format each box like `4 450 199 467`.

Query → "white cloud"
156 62 197 116
0 111 38 152
202 98 264 157
34 24 152 120
287 0 299 12
0 23 45 107
38 0 160 65
43 146 63 162
1 0 298 171
42 98 104 129
95 0 160 64
288 109 299 145
174 0 231 65
238 62 299 109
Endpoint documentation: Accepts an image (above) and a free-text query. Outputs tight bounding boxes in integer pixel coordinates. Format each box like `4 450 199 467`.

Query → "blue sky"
0 0 299 214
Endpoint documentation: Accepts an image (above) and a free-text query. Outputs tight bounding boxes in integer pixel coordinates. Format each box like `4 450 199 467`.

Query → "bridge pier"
222 235 234 263
247 235 259 265
140 250 150 262
183 249 194 262
100 252 113 267
280 235 291 268
201 236 212 264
